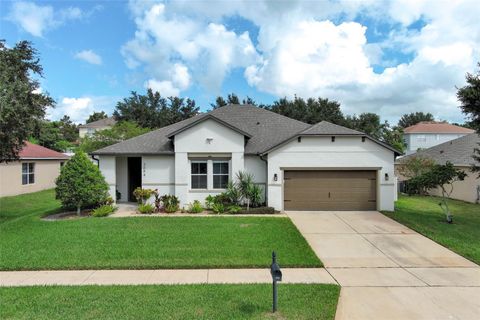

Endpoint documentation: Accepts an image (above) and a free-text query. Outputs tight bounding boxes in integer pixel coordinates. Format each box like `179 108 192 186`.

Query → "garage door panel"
284 170 377 211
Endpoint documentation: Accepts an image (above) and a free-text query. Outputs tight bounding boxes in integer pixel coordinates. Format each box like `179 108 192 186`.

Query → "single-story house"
0 142 70 197
78 117 116 138
92 105 400 211
396 133 480 203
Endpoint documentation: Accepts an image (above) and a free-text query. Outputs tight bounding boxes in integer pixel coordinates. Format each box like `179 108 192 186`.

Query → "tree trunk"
76 205 81 216
440 188 452 223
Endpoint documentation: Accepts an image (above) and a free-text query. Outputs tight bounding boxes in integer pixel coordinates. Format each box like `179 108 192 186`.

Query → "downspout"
259 153 268 205
91 154 99 167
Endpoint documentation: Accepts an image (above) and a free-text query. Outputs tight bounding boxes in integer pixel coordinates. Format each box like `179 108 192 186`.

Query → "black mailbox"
270 256 282 282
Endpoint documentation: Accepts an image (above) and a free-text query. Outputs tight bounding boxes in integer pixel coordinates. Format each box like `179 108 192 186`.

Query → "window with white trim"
213 161 229 189
22 162 35 185
191 161 207 189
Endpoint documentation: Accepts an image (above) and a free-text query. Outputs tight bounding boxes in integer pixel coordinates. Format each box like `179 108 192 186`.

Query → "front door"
128 157 142 202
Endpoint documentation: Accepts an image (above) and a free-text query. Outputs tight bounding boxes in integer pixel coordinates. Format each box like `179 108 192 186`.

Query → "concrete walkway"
0 268 335 287
287 211 480 320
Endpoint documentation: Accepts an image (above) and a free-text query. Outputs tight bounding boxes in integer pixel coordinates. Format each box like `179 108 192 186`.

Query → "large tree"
345 113 385 139
86 111 108 124
265 96 345 125
210 93 257 109
457 62 480 173
78 121 150 153
113 89 199 128
0 40 54 161
398 112 434 128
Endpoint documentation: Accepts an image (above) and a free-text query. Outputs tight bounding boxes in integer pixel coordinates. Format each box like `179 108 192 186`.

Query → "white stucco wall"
173 119 245 206
142 155 175 198
405 133 468 154
98 155 116 201
115 157 128 201
267 136 396 211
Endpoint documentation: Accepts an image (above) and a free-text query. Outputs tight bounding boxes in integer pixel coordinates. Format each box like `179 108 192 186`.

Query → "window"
416 134 426 142
213 161 229 189
22 163 35 185
191 161 207 189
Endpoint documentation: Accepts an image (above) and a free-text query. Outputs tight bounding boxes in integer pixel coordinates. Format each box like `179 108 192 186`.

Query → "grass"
384 194 480 265
0 190 321 270
0 284 340 320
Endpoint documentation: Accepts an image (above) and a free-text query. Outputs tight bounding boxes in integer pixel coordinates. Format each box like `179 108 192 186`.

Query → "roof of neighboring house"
78 117 116 128
92 105 401 156
396 133 480 167
403 121 475 134
19 142 70 160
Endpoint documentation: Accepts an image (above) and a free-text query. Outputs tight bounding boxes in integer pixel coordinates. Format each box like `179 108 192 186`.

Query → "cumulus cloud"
75 50 103 65
47 96 117 124
7 1 99 37
124 0 480 123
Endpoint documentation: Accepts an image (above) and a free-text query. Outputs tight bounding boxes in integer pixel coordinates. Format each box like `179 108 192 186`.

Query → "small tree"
55 151 109 215
397 155 435 194
234 171 263 210
409 162 467 223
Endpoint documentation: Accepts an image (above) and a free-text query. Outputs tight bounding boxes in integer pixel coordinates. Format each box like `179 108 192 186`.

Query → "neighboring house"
0 142 70 197
92 105 400 211
403 121 474 155
396 133 480 203
78 117 117 138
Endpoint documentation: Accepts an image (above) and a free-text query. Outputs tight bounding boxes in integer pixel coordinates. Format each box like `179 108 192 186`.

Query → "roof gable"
300 121 363 135
79 117 117 128
19 142 70 160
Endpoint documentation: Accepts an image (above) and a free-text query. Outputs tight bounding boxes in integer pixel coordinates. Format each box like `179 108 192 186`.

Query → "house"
0 142 70 197
396 133 480 203
403 121 474 155
92 105 400 211
78 117 117 138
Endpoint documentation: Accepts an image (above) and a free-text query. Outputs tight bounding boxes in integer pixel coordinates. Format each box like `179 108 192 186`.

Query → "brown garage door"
284 170 377 211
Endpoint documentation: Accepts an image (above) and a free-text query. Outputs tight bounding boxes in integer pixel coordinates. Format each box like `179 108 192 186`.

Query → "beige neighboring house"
0 142 70 197
396 133 480 203
403 121 474 155
78 117 116 138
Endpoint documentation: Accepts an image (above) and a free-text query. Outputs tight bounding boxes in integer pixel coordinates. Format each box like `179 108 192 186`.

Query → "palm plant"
235 171 255 210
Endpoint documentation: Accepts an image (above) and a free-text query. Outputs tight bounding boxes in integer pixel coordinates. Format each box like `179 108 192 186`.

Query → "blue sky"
1 0 478 124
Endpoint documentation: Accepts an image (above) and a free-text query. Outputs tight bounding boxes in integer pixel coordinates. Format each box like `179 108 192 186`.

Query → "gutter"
259 153 268 205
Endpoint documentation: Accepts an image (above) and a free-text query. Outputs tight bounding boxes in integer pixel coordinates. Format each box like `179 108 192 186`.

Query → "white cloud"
124 0 480 123
75 50 103 65
7 1 94 37
47 96 118 124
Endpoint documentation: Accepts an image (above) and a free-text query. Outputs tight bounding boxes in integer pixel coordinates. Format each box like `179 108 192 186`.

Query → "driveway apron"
287 211 480 320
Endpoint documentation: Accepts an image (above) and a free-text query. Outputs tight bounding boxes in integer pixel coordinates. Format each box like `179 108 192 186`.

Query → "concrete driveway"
287 211 480 320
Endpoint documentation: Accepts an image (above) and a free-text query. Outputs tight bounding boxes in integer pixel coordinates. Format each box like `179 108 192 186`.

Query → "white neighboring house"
403 121 474 155
92 105 400 211
78 117 117 138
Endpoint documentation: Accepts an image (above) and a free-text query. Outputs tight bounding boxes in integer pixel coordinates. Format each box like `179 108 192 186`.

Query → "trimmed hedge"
236 207 276 214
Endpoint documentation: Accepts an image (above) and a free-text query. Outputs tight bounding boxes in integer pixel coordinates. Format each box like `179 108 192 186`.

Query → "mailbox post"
270 251 282 313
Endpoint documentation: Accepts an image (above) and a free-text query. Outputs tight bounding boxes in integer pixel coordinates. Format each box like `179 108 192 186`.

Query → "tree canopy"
113 89 199 129
0 40 55 161
78 121 150 153
86 111 108 124
397 112 434 128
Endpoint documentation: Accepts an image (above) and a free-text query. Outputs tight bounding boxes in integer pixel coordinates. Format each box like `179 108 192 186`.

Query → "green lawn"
384 194 480 265
0 190 321 270
0 284 339 320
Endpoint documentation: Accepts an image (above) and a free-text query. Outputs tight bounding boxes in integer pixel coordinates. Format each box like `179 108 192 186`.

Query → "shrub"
91 204 116 217
205 195 215 209
138 203 155 214
153 189 162 212
55 151 109 216
187 200 203 213
161 194 179 213
237 206 276 214
225 181 241 204
133 188 154 205
227 204 242 214
211 202 225 214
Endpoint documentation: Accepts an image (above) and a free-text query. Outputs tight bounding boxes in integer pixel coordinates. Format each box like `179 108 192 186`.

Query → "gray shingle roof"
397 133 480 167
92 105 400 155
79 117 117 128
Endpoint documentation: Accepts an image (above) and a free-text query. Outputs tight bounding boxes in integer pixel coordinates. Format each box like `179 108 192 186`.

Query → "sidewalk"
0 268 337 287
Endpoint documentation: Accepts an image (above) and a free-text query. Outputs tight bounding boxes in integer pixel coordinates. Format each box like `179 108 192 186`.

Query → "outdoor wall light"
385 173 389 181
273 173 278 181
362 136 366 142
297 136 302 143
331 136 335 142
